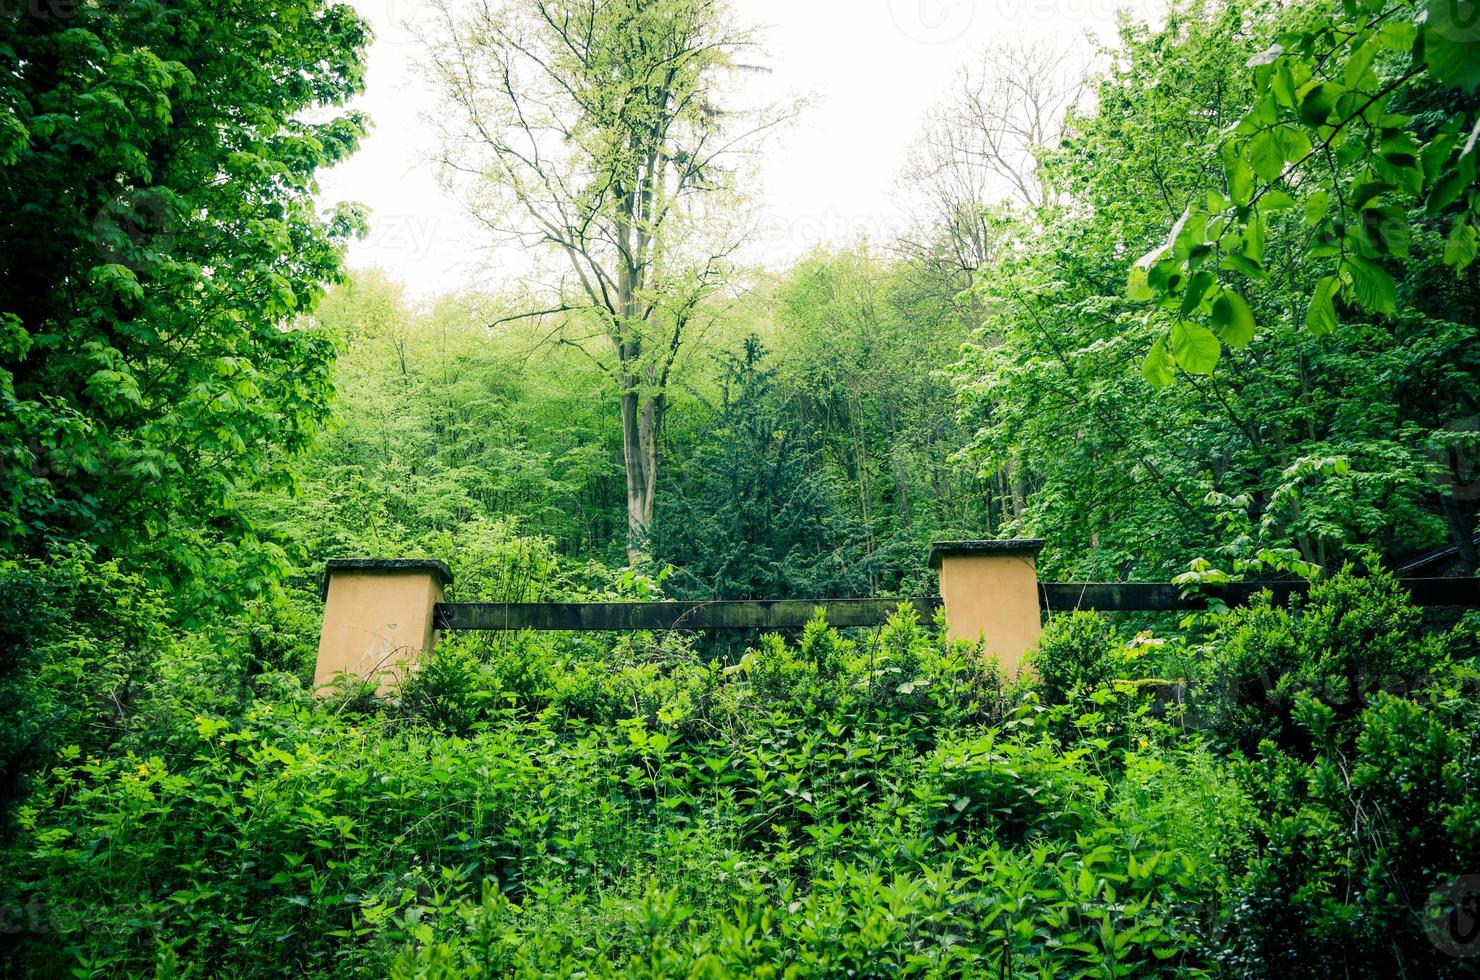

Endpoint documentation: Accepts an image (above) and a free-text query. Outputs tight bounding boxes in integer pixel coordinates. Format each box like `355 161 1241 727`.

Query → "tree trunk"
620 374 661 565
1440 490 1479 573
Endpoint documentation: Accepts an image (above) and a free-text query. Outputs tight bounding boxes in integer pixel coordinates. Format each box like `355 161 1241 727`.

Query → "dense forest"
2 0 1479 975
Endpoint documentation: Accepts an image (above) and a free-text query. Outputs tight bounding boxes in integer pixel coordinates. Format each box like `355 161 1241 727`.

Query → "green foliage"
653 337 867 599
764 248 989 588
257 274 627 567
0 0 370 608
399 645 493 736
1133 0 1480 364
1031 610 1121 706
1191 565 1452 751
953 0 1479 580
1 559 1474 977
2 0 1478 977
1222 683 1480 977
0 606 1235 977
0 550 172 824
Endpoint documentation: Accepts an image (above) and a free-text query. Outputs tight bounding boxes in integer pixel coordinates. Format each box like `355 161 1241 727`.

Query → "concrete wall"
930 540 1044 677
314 560 450 691
313 543 1048 690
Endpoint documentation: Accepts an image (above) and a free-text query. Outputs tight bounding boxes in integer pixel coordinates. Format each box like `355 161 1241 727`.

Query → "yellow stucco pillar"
929 539 1044 676
314 558 453 692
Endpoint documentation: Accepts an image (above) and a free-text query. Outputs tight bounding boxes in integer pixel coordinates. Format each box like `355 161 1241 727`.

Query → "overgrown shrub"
2 574 1474 978
1193 566 1454 753
0 550 172 828
1220 679 1480 977
1029 609 1119 705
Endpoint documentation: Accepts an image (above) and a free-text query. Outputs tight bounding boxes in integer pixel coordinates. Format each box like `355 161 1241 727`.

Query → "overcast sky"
316 0 1165 299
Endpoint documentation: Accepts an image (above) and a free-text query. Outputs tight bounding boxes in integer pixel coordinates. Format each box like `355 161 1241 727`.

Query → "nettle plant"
1130 0 1480 384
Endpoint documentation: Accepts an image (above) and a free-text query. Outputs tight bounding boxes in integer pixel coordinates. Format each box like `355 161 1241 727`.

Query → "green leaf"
1343 256 1397 314
1298 82 1343 125
1142 335 1175 387
1304 190 1331 226
1306 275 1340 335
1344 35 1381 88
1180 270 1217 314
1248 131 1286 181
1170 320 1221 374
1273 124 1312 162
1126 264 1156 301
1444 219 1479 268
1219 253 1267 280
1351 179 1395 211
1361 205 1411 257
1244 210 1267 261
1379 20 1418 52
1211 289 1256 347
1379 131 1420 169
1261 190 1297 211
1225 145 1254 205
1426 166 1469 214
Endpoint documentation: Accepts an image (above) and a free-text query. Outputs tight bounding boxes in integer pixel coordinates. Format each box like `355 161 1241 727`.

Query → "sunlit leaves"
1128 0 1480 384
1298 81 1343 126
1180 270 1218 315
1343 255 1398 314
1126 264 1156 301
1170 320 1221 374
1305 275 1341 335
1142 334 1176 387
1444 220 1479 266
0 1 370 604
1304 189 1331 225
1211 289 1255 347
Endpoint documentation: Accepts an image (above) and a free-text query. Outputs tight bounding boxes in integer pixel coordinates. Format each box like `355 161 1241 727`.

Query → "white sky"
317 0 1165 299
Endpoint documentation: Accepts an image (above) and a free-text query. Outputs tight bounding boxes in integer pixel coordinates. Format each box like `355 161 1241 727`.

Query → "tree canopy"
0 0 370 609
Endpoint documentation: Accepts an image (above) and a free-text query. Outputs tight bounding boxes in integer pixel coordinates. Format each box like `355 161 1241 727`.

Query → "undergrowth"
0 570 1476 977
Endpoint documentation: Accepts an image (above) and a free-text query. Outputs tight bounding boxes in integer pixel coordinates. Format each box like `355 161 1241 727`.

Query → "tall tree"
426 0 785 563
0 0 369 605
900 42 1085 283
899 43 1085 528
951 0 1480 578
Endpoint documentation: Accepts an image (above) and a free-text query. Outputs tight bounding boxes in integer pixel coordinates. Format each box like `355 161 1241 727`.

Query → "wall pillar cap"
321 558 453 598
928 539 1045 569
